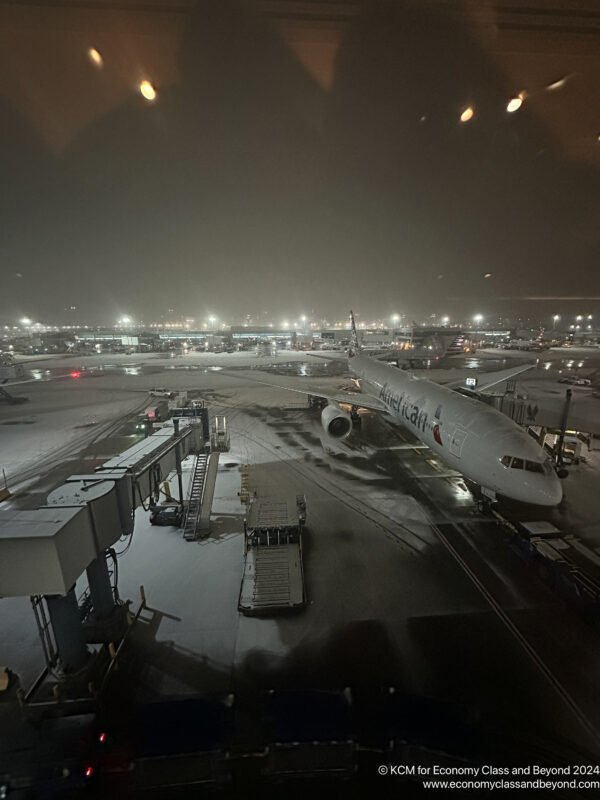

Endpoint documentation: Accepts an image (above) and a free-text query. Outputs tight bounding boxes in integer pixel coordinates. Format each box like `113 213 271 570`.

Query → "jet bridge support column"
45 588 89 674
173 417 184 504
85 553 114 620
556 389 573 467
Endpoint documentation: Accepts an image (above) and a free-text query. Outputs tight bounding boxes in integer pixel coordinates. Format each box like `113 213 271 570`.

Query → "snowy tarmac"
2 349 600 761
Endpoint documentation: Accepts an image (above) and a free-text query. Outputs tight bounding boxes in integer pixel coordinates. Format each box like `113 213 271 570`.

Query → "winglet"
349 310 361 357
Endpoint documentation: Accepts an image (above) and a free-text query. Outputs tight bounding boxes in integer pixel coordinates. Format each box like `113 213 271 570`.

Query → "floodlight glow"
546 76 568 91
139 80 157 101
88 48 103 68
506 95 524 113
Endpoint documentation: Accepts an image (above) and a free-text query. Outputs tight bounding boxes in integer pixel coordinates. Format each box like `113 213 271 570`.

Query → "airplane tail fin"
349 310 361 357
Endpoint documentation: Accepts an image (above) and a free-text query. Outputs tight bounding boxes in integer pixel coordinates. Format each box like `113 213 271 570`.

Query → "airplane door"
449 427 468 458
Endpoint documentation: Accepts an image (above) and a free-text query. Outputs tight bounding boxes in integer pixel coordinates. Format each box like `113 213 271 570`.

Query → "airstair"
182 452 220 541
182 454 208 541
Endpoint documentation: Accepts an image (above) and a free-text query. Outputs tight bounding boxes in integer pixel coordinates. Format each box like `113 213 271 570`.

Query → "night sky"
1 0 599 323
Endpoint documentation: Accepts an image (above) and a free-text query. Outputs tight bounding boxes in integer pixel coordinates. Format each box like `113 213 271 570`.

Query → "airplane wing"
445 364 535 393
219 370 388 412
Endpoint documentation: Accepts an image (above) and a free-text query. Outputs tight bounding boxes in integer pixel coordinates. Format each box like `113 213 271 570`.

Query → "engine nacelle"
321 404 353 440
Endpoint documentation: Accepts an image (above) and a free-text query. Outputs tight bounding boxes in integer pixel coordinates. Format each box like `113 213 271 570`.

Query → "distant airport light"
88 48 103 68
441 316 450 324
553 315 561 321
460 106 475 123
139 80 157 101
119 315 132 325
483 273 492 278
20 317 32 326
576 315 583 321
588 314 593 320
391 314 400 324
473 314 483 324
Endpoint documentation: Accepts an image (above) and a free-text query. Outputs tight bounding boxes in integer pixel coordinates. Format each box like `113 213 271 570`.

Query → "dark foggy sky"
1 0 599 324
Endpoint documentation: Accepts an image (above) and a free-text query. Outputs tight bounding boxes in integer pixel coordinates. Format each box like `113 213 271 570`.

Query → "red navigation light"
85 766 94 778
70 371 81 378
98 732 107 744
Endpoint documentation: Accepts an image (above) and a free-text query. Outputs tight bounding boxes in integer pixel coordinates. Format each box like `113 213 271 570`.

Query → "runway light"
139 80 157 101
88 48 103 68
460 106 475 123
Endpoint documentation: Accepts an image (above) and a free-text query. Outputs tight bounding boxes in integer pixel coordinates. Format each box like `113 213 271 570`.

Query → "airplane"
229 312 563 507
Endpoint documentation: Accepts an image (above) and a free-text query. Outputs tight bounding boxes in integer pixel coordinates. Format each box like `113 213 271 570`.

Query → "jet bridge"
0 419 199 681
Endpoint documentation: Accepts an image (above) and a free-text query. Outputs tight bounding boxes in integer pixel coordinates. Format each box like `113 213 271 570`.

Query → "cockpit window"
502 456 548 473
525 461 544 473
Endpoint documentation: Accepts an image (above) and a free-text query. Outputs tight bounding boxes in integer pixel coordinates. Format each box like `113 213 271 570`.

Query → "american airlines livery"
232 311 563 507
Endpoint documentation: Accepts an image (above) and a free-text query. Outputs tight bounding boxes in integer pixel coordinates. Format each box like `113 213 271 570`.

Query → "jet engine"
321 404 353 440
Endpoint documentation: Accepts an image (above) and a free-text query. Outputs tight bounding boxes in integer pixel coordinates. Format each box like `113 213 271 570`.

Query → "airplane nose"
537 475 563 507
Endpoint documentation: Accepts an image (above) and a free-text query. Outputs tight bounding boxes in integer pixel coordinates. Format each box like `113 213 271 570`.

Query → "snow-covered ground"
0 388 145 483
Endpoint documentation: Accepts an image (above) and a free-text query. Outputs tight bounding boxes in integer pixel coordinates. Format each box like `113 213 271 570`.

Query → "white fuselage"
349 354 562 506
